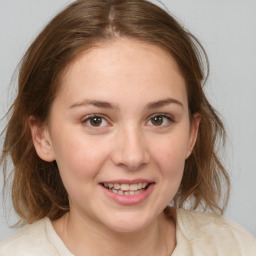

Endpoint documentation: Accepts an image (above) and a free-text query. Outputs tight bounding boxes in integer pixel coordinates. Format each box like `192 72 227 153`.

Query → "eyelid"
81 114 111 128
146 113 175 126
81 113 106 122
148 113 174 120
150 113 174 120
80 113 174 128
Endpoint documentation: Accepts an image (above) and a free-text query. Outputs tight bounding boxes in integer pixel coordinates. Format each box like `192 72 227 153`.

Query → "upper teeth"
103 183 148 191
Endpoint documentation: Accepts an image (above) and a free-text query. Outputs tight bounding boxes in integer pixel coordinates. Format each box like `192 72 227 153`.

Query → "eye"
82 114 109 128
147 114 173 127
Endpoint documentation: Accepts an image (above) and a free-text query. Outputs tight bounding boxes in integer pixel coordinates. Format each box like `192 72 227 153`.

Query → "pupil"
152 116 163 125
90 117 102 126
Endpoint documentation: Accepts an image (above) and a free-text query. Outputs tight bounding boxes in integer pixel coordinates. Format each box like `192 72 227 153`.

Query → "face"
32 39 199 233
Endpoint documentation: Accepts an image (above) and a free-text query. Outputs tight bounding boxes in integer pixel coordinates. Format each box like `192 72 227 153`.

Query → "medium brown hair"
1 0 230 226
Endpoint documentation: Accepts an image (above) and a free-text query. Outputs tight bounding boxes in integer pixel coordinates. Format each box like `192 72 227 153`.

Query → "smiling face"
31 39 199 233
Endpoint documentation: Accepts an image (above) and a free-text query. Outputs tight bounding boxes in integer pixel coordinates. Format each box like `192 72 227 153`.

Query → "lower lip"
100 184 154 205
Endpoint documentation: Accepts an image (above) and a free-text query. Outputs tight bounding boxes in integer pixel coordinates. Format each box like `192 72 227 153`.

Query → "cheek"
151 131 189 171
52 134 110 206
150 130 189 195
149 135 187 206
52 131 109 180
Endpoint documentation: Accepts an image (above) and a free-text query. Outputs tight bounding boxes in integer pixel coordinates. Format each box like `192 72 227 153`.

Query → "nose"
111 126 150 171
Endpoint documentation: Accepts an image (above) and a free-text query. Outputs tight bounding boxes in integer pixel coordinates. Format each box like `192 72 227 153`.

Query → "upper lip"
99 179 154 185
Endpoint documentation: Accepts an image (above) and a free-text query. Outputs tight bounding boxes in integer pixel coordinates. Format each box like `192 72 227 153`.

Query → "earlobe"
29 116 55 162
186 113 201 159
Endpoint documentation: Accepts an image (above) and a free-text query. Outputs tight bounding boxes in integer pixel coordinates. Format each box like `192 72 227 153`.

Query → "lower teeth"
110 188 145 195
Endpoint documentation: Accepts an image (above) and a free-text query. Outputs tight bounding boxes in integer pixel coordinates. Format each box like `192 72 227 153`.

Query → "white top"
0 208 256 255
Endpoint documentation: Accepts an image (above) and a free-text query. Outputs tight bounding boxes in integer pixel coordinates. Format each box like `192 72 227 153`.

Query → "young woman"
0 0 255 255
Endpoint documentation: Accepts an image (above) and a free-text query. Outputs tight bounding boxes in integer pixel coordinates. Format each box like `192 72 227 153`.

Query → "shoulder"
175 208 256 255
0 218 57 256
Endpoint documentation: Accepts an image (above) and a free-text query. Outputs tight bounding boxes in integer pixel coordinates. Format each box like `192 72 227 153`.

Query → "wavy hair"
1 0 230 226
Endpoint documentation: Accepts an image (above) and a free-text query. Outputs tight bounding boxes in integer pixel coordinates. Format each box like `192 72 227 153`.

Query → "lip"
99 180 155 206
100 179 154 184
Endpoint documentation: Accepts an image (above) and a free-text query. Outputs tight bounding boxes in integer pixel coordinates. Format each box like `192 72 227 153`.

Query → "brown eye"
151 116 164 126
89 117 103 127
82 115 108 128
147 114 173 127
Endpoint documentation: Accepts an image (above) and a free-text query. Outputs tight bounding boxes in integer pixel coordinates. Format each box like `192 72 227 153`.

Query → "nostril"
110 132 150 169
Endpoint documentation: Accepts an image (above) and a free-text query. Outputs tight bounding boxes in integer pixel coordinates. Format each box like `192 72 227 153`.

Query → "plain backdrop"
0 0 255 241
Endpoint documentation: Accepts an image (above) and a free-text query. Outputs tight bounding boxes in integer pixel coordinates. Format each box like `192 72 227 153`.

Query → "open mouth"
100 182 151 196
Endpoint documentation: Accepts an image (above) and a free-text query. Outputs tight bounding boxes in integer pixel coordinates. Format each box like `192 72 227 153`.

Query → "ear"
29 116 55 162
185 113 200 159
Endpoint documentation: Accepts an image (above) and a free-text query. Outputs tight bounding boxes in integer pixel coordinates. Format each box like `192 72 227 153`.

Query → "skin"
30 39 200 256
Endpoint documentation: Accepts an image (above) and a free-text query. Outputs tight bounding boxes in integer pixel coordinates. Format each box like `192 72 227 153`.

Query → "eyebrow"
146 98 183 109
69 100 119 110
68 98 183 110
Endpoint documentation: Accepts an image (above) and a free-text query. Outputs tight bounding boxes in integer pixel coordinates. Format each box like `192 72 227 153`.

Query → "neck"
52 208 176 256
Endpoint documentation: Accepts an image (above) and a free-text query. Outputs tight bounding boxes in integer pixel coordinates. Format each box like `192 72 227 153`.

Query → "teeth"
106 183 149 191
103 182 150 195
129 184 138 191
114 184 120 189
134 190 141 195
142 183 147 188
115 190 140 195
121 184 129 190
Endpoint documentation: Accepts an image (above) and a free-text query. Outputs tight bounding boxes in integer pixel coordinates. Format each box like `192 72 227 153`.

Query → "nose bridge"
111 124 149 170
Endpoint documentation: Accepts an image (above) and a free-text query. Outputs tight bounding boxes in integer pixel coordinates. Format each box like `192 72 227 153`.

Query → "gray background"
1 0 256 241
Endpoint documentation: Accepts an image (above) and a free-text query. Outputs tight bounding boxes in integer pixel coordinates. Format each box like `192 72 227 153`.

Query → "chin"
107 221 149 233
101 210 156 233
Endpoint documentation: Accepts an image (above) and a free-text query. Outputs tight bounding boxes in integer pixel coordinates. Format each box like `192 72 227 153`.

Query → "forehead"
57 39 187 107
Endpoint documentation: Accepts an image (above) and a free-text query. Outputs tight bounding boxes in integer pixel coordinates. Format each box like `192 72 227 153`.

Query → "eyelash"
81 114 109 128
146 113 174 127
81 113 174 128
